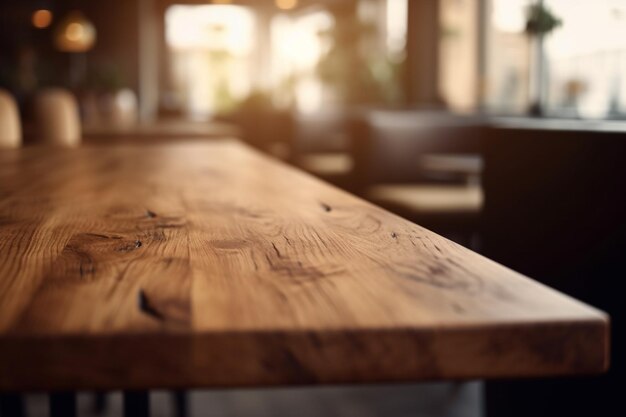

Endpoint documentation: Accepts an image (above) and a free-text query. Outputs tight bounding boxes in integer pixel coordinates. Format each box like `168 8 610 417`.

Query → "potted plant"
525 1 562 116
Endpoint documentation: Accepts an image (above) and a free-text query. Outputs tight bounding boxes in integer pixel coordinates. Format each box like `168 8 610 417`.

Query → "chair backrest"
294 110 349 153
0 89 22 149
352 110 485 185
34 88 81 147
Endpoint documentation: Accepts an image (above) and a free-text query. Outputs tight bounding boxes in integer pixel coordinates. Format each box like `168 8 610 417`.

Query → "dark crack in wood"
271 242 282 258
138 289 164 320
84 233 123 240
116 240 143 252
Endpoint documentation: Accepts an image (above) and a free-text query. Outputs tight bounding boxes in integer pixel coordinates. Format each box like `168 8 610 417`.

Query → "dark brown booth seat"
351 110 485 243
482 119 626 417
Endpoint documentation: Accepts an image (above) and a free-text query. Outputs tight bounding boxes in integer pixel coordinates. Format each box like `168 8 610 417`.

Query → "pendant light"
54 11 97 53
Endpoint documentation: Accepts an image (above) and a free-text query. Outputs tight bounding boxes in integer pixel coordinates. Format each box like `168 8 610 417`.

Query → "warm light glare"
275 0 298 11
32 9 53 29
166 5 254 53
66 23 85 42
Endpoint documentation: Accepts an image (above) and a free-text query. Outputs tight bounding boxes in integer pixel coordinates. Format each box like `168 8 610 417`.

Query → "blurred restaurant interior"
1 0 625 416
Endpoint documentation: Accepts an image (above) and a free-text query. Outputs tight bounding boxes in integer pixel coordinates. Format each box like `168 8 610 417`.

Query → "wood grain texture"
0 140 609 391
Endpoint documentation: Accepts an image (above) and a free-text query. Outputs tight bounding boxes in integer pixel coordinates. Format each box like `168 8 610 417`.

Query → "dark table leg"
0 394 24 417
50 392 77 417
174 390 188 417
94 391 107 414
124 391 150 417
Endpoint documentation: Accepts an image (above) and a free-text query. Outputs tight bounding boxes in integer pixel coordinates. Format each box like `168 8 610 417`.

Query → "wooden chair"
34 88 81 147
351 110 485 246
0 89 21 149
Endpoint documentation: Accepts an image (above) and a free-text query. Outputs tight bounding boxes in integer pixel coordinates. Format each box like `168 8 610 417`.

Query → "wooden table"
0 141 609 396
23 120 241 148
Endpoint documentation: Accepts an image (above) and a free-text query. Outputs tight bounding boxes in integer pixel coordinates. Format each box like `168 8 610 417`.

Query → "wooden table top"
0 140 608 391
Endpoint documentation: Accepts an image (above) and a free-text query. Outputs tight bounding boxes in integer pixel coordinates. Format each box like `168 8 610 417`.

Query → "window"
165 5 256 118
269 10 333 113
439 0 480 111
484 0 533 114
483 0 626 119
164 0 408 116
544 0 626 118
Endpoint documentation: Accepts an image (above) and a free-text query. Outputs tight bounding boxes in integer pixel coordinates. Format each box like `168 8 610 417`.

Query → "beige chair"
0 89 22 149
34 88 81 147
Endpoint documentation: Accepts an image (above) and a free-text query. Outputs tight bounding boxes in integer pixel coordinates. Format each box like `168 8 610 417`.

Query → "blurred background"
1 0 626 416
2 0 626 122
